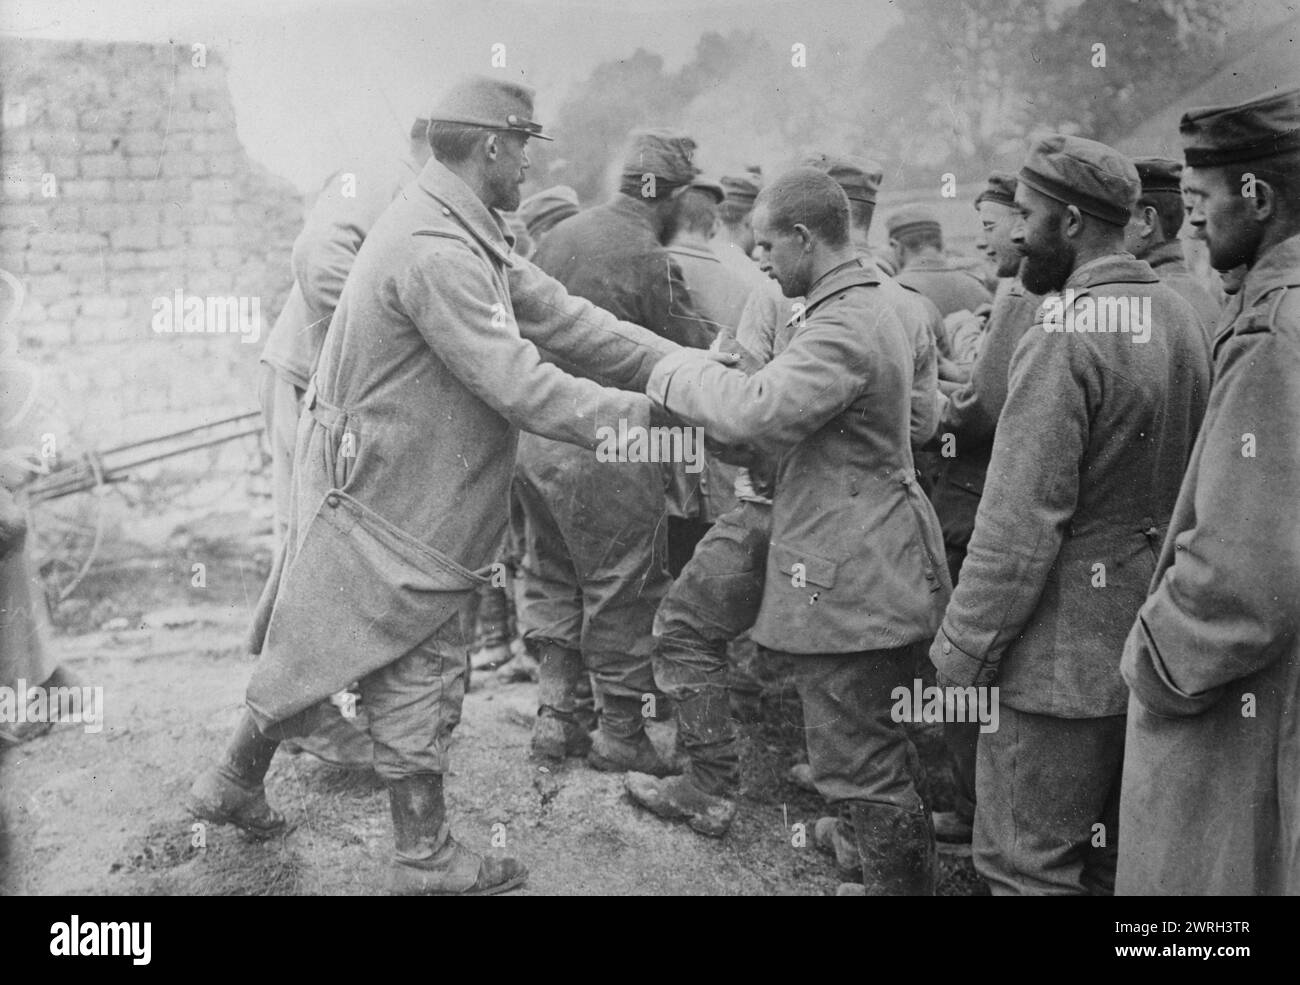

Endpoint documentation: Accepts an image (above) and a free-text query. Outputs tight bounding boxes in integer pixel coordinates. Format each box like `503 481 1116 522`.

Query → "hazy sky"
2 0 901 190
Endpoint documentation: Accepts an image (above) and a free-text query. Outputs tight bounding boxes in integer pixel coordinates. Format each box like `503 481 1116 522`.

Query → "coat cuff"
1119 615 1222 718
646 348 702 412
929 626 999 687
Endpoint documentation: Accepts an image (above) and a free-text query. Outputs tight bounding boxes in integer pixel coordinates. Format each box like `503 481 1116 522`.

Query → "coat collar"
1144 240 1188 273
1064 252 1159 290
416 158 516 268
793 256 882 324
1240 233 1300 311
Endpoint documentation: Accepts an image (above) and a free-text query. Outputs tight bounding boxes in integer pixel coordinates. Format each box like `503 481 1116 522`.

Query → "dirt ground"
0 528 985 897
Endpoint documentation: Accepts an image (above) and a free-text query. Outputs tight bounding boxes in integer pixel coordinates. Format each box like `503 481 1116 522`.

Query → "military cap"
1132 157 1183 195
518 185 580 236
720 174 761 208
1181 87 1300 167
974 171 1018 209
1018 133 1139 226
427 75 552 140
886 204 942 240
800 152 883 204
620 128 699 186
688 175 726 203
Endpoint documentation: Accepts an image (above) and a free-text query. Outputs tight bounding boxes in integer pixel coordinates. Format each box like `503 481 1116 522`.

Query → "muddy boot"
187 711 286 839
388 773 527 895
848 801 937 896
814 815 862 880
529 642 591 761
624 773 736 837
932 810 974 845
472 583 515 671
587 695 679 777
574 672 597 733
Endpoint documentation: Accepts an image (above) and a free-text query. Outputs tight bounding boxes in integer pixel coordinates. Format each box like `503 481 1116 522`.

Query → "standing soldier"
1123 156 1222 342
1118 88 1300 896
638 167 950 894
926 172 1041 846
255 120 430 767
930 134 1211 896
514 129 716 772
187 77 721 896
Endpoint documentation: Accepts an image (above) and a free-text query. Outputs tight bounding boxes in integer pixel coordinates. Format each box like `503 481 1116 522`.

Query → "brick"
28 130 79 156
1 179 35 201
159 224 185 248
113 179 147 202
58 254 107 274
34 318 73 347
190 90 230 112
46 106 79 129
47 299 80 320
127 157 161 179
160 152 198 178
122 131 165 156
80 204 136 230
135 250 176 269
79 296 132 320
29 231 107 252
190 225 235 247
79 109 126 132
60 179 113 200
0 204 51 228
44 156 79 180
24 273 77 301
208 154 239 177
81 154 129 179
79 134 116 153
22 253 57 275
190 179 235 202
1 132 33 154
190 132 240 154
110 225 161 250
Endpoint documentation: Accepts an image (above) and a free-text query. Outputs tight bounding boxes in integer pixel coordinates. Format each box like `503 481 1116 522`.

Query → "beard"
1019 241 1073 295
995 246 1024 280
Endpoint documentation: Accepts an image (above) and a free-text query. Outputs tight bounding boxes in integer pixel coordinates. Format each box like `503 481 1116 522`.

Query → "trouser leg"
652 502 770 793
357 596 475 781
973 706 1126 896
791 648 936 895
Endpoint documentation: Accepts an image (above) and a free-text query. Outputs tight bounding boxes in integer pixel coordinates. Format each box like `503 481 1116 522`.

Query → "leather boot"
624 772 736 837
587 694 679 777
187 711 286 839
814 815 862 880
529 641 591 760
472 584 515 670
388 773 527 895
848 800 937 896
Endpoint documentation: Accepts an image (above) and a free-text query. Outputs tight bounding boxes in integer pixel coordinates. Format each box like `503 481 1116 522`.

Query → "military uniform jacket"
648 258 950 654
931 254 1211 716
1145 239 1223 347
244 159 678 726
1118 234 1300 895
260 155 420 391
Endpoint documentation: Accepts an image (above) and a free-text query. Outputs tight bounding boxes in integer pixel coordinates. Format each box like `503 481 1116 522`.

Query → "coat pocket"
770 540 839 589
246 490 486 728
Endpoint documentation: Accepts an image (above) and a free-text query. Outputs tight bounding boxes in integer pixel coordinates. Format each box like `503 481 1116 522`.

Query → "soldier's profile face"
1013 184 1072 294
1182 166 1258 271
751 205 809 298
978 201 1024 279
488 131 531 212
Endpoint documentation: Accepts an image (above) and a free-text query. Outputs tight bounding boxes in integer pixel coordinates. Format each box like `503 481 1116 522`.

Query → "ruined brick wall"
0 38 302 460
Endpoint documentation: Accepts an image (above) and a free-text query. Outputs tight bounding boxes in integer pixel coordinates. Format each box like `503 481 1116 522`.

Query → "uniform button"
441 207 450 216
942 640 951 654
326 494 340 508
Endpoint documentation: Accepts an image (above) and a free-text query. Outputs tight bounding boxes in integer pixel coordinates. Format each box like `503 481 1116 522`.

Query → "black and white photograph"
0 0 1297 923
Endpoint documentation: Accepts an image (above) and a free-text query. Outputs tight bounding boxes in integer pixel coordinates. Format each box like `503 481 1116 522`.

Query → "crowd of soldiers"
181 74 1300 897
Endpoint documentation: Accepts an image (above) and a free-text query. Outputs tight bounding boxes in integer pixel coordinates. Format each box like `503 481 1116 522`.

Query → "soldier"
1123 156 1222 341
1118 87 1300 896
663 176 750 568
926 172 1042 846
930 134 1211 896
254 118 432 768
514 129 716 773
186 77 727 896
517 185 580 251
886 204 993 373
637 167 950 894
714 174 769 289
